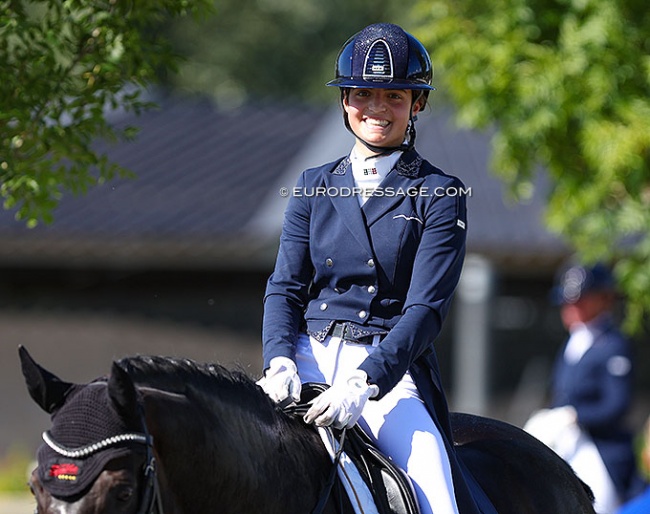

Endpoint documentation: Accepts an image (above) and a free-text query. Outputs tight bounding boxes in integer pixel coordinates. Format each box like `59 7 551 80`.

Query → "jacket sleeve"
575 337 634 431
262 171 313 369
358 175 467 398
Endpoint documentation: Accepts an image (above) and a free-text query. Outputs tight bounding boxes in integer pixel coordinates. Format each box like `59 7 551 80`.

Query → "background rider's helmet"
551 262 616 305
326 23 434 91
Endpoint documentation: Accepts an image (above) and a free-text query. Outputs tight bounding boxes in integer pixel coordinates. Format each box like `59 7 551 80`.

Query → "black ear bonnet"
37 380 146 499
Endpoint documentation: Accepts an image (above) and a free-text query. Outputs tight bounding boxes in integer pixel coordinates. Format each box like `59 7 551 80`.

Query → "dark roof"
0 94 325 269
0 93 567 272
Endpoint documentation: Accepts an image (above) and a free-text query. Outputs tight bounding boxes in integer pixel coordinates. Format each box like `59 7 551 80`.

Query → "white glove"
523 405 579 458
256 357 301 406
303 370 379 429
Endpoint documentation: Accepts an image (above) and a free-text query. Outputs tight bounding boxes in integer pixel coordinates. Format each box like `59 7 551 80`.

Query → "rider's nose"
367 95 386 112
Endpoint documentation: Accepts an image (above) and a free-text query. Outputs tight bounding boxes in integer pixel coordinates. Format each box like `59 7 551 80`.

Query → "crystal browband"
42 430 150 459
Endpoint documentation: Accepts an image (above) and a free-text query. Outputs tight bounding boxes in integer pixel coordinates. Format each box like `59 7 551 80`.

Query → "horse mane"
116 355 253 391
112 355 331 513
114 355 274 416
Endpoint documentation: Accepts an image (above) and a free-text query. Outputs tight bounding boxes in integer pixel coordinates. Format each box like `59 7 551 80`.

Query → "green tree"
415 0 650 332
167 0 411 105
1 0 210 226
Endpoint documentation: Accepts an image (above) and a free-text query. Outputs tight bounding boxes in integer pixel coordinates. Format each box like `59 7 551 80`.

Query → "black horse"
20 346 596 514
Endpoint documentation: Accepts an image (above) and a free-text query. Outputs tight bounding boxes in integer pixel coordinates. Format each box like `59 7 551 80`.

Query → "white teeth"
365 118 389 127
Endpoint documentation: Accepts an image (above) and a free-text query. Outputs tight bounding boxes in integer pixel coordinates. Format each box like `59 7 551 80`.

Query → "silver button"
358 310 367 319
320 303 328 311
367 285 376 294
367 258 375 267
325 258 333 267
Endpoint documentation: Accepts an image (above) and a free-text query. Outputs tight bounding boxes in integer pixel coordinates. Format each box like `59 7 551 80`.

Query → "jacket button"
358 310 367 319
320 303 328 311
325 258 333 267
368 285 376 294
367 259 375 267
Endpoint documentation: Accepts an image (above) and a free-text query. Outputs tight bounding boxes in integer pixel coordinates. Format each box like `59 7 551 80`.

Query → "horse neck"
140 384 333 513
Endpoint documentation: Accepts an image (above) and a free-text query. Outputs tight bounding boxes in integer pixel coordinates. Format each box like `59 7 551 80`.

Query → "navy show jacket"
262 149 497 514
262 149 467 403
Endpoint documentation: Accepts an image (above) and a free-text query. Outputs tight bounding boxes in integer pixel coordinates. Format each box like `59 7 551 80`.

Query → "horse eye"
116 486 134 502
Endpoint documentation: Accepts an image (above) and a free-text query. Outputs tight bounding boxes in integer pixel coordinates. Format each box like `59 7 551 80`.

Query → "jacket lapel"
324 157 373 255
362 151 425 227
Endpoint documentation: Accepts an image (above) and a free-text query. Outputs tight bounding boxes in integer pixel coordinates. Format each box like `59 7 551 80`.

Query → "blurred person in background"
525 262 644 513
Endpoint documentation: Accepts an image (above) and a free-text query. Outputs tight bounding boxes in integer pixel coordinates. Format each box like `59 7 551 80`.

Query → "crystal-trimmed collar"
395 155 423 177
331 152 422 178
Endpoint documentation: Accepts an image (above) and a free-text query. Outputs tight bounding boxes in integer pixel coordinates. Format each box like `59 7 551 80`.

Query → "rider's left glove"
256 357 302 406
303 370 379 429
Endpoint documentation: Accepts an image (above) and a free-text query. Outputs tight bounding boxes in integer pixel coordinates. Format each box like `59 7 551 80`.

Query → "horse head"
20 347 339 514
20 346 157 514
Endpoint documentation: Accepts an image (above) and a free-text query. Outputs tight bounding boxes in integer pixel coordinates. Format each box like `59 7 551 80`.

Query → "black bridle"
41 423 163 514
135 431 163 514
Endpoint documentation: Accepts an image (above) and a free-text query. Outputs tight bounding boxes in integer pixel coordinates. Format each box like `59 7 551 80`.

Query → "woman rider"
258 23 494 514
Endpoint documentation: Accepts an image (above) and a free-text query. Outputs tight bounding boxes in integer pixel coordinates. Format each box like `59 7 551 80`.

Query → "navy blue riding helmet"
551 262 616 305
326 23 434 155
326 23 434 91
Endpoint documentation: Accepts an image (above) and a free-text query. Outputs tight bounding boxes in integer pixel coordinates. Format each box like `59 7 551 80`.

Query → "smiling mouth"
364 118 390 128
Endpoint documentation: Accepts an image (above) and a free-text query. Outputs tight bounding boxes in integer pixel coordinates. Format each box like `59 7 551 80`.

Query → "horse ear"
18 345 76 414
108 362 142 429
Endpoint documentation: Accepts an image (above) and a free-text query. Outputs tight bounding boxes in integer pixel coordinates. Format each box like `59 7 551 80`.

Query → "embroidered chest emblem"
50 463 79 481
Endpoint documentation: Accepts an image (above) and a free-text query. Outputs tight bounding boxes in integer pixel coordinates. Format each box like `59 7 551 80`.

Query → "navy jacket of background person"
551 315 641 501
262 148 482 508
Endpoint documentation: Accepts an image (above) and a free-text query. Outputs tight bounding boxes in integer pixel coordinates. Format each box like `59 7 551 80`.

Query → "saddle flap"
292 383 420 514
344 425 420 514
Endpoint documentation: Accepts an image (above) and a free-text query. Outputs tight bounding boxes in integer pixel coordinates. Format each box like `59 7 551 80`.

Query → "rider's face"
344 88 420 157
560 291 613 328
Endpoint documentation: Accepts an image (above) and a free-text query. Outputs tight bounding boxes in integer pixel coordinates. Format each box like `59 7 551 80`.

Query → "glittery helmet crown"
327 23 434 90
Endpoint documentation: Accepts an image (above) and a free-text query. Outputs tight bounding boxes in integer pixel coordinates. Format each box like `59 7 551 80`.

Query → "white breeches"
295 333 459 514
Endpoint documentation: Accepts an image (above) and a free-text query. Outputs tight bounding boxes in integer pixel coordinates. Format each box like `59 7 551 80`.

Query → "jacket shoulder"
419 159 466 189
404 150 466 188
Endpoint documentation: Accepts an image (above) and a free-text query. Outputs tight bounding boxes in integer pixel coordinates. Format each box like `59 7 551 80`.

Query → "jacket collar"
332 150 423 178
324 150 425 248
